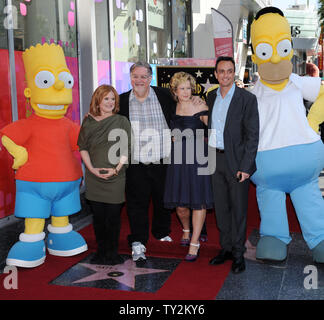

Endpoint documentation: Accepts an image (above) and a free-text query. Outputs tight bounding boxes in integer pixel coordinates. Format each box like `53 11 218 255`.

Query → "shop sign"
319 47 323 71
242 18 248 44
291 25 301 37
148 0 164 29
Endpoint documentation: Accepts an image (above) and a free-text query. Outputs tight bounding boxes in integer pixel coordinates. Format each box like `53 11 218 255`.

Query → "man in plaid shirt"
119 62 176 261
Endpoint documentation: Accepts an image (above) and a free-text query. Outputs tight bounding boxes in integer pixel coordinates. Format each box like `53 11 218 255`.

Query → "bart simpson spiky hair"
22 43 68 86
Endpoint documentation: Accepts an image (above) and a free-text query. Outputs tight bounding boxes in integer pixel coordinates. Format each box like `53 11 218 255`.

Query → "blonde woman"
164 72 213 261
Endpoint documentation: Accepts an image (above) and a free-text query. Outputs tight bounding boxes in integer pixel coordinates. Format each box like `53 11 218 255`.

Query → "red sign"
211 8 233 59
319 27 324 71
319 47 323 71
214 37 234 59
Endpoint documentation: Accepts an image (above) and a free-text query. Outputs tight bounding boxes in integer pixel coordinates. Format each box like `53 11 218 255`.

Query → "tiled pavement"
216 230 324 300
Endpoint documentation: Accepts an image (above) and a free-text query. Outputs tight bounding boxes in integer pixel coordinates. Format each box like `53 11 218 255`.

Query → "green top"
78 114 131 204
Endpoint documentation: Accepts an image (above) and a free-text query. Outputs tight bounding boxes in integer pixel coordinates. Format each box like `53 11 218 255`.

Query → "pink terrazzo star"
73 259 169 289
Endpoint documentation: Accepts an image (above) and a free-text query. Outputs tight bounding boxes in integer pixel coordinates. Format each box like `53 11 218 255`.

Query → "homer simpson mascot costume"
250 7 324 263
0 43 87 268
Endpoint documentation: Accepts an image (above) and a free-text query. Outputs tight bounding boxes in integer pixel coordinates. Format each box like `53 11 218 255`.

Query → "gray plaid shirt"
129 88 171 163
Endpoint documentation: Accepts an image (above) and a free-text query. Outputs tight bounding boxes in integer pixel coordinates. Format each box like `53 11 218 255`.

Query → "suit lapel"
120 90 131 119
208 89 218 128
153 86 170 122
224 86 240 131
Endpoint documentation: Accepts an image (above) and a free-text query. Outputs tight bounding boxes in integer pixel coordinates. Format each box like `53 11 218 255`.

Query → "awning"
292 37 318 50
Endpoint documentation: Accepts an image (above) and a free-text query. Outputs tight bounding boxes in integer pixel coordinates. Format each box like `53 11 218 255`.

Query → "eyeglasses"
131 74 151 80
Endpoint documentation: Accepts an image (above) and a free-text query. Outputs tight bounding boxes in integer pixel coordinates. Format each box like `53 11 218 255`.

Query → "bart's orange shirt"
1 114 82 182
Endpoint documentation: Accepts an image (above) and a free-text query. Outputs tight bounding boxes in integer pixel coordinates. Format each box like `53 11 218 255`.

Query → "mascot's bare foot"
312 240 324 263
256 236 287 261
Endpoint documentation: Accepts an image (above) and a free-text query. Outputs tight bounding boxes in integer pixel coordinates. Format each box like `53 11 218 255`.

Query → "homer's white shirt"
250 73 321 152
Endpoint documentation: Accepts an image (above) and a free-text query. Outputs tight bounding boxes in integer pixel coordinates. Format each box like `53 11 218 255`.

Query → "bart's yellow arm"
307 85 324 133
1 135 28 169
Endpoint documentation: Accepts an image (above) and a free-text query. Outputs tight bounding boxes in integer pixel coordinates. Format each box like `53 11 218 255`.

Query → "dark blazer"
119 86 176 127
206 85 259 176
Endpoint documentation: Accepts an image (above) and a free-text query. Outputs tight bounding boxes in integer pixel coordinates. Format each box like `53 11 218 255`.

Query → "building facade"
192 0 271 80
283 4 321 75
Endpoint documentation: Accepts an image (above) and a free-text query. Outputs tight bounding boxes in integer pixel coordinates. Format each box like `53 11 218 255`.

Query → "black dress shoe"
209 250 233 265
231 257 246 274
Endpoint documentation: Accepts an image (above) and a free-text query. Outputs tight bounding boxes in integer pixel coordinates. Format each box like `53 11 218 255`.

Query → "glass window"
172 0 191 58
113 0 147 93
113 0 147 62
95 0 110 61
148 0 172 64
95 0 111 86
0 0 8 48
12 0 77 57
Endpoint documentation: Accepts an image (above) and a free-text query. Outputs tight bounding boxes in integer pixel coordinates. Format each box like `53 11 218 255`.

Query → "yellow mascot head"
22 43 74 119
251 7 294 90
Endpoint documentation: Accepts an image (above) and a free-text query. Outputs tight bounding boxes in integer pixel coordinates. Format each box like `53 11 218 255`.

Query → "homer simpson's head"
22 43 74 119
251 7 293 88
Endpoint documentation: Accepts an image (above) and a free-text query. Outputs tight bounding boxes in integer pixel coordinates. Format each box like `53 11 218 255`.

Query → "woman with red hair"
78 85 131 265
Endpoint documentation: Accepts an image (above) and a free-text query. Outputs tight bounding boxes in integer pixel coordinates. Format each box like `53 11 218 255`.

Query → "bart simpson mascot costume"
250 7 324 263
0 43 87 268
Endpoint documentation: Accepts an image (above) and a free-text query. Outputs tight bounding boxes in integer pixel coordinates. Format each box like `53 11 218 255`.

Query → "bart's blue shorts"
14 179 82 219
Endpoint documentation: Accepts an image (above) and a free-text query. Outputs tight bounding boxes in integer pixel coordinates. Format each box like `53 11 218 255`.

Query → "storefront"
0 0 192 219
284 5 320 75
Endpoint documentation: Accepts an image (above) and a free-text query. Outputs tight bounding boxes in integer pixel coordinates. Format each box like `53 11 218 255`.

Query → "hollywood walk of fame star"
195 70 203 78
201 79 216 93
73 259 169 289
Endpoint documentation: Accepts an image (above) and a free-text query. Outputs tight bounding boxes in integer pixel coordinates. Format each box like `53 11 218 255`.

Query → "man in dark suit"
119 62 176 262
207 56 259 273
